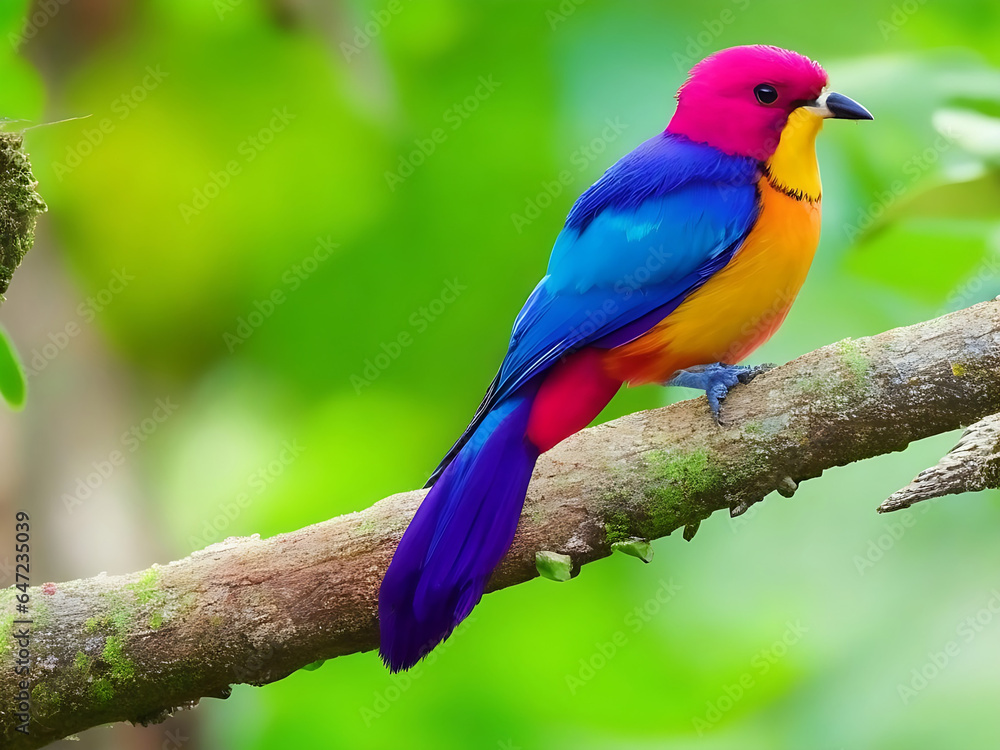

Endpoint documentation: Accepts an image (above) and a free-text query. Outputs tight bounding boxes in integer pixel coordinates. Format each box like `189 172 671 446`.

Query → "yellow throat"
763 107 824 203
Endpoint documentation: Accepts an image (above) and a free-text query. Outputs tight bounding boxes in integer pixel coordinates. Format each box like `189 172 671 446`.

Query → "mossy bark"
0 132 45 300
4 300 1000 748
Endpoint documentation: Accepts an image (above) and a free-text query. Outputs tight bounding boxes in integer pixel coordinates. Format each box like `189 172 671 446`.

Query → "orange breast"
605 178 821 385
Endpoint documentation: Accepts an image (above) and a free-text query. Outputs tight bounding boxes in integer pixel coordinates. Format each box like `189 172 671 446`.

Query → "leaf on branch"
535 550 573 581
611 538 654 562
0 327 25 409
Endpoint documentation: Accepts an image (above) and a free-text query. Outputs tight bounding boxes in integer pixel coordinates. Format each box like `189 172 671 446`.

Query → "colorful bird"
379 45 872 672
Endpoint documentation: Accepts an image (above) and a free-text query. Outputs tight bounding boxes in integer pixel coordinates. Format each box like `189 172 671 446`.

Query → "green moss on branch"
0 131 45 300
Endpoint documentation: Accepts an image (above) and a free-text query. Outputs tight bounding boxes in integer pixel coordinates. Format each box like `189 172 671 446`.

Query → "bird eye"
754 84 778 105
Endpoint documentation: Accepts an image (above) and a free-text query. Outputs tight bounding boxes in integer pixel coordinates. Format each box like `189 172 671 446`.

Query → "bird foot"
666 362 774 423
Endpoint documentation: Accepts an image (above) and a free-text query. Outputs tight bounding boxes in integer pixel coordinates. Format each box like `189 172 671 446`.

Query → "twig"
879 412 1000 512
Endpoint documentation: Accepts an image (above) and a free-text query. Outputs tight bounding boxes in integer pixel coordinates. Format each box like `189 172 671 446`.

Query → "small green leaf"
612 538 654 563
535 551 573 582
299 659 326 672
0 327 25 409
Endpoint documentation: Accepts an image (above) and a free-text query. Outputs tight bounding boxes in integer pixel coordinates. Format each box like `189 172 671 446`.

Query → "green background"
2 0 1000 747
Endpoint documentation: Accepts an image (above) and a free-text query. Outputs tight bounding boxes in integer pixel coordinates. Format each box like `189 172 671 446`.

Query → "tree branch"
5 300 1000 748
879 412 1000 512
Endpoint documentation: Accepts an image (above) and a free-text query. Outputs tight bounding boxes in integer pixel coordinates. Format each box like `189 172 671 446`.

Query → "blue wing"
427 132 760 485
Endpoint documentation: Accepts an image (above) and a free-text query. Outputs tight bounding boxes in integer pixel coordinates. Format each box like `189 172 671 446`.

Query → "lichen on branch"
4 299 1000 749
0 131 46 300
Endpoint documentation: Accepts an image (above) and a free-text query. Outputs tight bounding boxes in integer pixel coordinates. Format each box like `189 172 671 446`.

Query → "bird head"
667 45 872 161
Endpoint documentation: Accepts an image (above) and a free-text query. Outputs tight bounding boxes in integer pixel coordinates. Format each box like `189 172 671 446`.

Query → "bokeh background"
1 0 1000 747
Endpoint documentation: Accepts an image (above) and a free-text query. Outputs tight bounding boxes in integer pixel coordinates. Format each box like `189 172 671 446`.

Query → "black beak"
825 92 873 121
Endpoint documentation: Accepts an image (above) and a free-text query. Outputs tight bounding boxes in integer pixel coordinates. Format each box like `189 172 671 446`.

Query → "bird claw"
737 362 775 384
666 362 774 423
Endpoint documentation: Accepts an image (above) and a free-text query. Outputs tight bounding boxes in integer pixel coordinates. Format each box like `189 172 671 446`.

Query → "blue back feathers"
427 133 761 485
381 133 763 672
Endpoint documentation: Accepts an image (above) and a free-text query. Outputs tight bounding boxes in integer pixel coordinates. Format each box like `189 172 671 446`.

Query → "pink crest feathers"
667 45 828 160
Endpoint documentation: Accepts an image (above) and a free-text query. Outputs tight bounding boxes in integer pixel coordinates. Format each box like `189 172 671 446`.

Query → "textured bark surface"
0 131 45 300
3 300 1000 748
880 412 1000 512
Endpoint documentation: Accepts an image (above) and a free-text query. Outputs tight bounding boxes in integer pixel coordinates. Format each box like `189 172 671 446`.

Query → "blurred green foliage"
0 327 25 408
4 0 1000 747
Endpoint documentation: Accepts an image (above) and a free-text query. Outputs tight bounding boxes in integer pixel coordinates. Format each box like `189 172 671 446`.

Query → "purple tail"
378 392 539 672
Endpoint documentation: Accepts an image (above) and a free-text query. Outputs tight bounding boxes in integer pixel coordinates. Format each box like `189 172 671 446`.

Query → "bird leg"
665 362 773 423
